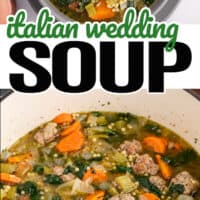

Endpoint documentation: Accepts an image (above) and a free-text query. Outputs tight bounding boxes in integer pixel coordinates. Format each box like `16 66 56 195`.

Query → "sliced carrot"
8 153 32 163
56 131 84 153
85 190 105 200
143 136 168 154
89 0 115 21
61 121 81 137
155 154 172 180
0 173 21 185
83 168 107 183
139 193 160 200
53 113 73 124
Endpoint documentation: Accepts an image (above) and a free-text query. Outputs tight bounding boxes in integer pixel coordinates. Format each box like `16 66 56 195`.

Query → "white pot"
1 89 200 154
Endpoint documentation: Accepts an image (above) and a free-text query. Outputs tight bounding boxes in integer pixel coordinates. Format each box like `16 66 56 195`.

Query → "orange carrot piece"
8 153 32 163
155 154 172 180
143 136 168 154
85 190 105 200
56 131 84 153
53 113 73 124
0 173 21 185
61 121 81 137
140 193 160 200
83 168 107 183
89 0 115 21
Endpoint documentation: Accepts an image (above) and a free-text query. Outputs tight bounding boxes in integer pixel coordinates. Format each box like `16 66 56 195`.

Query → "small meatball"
34 122 58 145
149 175 166 191
61 173 75 182
109 193 135 200
170 171 199 195
52 166 64 176
120 139 143 155
132 154 159 175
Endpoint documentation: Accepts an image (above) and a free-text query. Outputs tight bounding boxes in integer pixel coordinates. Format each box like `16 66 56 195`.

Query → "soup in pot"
0 111 200 200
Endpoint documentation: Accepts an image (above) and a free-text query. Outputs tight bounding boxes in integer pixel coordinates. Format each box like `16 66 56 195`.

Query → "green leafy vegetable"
33 164 44 175
162 149 197 166
73 160 89 178
135 175 162 197
64 165 74 174
168 184 185 195
44 174 64 185
143 123 161 136
17 181 41 200
111 165 132 173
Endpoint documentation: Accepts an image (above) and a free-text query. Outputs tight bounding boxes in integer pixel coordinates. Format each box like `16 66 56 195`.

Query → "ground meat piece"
61 173 75 182
52 166 64 176
149 175 166 191
109 193 135 200
34 122 58 145
132 154 159 175
170 171 199 195
120 139 143 155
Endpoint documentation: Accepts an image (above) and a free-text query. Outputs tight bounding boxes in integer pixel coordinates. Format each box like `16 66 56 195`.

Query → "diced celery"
97 116 108 125
112 151 127 164
85 3 96 17
115 175 134 192
0 163 17 174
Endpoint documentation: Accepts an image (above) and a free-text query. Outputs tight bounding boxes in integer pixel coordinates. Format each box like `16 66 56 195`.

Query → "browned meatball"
120 139 143 155
170 171 199 195
132 154 159 175
149 175 166 191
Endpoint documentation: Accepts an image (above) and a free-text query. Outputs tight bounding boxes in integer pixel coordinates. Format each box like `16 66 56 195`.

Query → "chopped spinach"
143 123 161 136
168 184 185 195
17 181 41 200
162 149 197 166
44 174 64 185
33 164 44 175
73 160 89 178
135 175 162 197
111 165 133 173
64 165 74 174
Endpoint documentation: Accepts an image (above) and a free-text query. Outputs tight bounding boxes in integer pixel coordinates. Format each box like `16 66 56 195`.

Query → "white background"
0 24 200 90
16 0 200 24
